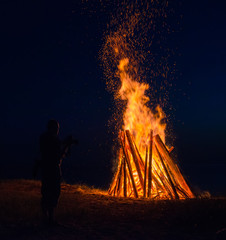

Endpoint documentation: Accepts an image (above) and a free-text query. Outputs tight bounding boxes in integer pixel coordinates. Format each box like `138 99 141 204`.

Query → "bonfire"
102 2 195 199
108 58 194 199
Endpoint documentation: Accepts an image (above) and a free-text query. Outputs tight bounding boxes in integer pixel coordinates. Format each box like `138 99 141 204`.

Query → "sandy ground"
0 179 226 240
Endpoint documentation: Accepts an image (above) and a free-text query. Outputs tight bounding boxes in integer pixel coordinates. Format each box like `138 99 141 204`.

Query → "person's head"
47 119 59 135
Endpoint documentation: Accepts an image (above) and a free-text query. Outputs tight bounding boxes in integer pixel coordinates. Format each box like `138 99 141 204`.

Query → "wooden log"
114 162 122 197
154 134 195 198
113 178 118 197
154 146 178 193
150 172 160 197
173 164 195 198
150 169 171 199
147 130 153 197
121 131 139 198
126 166 133 197
176 185 190 199
123 156 127 197
168 146 174 153
131 134 145 169
108 144 125 196
155 135 192 194
108 162 121 195
151 171 163 191
154 169 173 199
143 145 148 197
155 143 179 199
109 148 125 196
116 161 123 196
152 157 174 199
155 145 178 190
108 179 116 195
125 130 144 189
156 150 178 189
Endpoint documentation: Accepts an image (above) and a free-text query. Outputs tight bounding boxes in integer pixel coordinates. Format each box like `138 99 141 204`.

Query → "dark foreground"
0 180 226 240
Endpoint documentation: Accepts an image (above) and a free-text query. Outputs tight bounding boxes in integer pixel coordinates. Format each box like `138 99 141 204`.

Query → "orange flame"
118 58 166 161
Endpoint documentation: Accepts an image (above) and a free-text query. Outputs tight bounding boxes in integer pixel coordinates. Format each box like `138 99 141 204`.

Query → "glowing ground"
0 180 225 240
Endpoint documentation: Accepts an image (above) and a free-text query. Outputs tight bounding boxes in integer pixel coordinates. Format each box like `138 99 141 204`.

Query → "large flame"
118 57 166 161
110 56 194 199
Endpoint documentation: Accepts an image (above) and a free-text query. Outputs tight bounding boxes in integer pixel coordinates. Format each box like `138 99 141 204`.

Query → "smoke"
193 186 211 199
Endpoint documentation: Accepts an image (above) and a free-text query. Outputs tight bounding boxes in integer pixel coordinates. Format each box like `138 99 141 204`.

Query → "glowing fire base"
109 130 195 199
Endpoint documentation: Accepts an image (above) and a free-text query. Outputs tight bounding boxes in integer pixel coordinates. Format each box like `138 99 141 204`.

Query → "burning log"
168 146 174 153
116 162 123 195
126 166 133 197
109 131 194 199
113 178 118 196
123 157 127 197
121 131 139 198
125 130 144 189
143 145 148 197
154 134 195 198
113 162 122 196
176 185 190 199
152 160 173 199
154 170 173 199
155 144 179 199
131 134 145 170
147 130 153 198
108 162 121 195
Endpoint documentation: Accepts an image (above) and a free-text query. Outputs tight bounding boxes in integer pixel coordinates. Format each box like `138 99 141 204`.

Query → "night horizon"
1 0 226 197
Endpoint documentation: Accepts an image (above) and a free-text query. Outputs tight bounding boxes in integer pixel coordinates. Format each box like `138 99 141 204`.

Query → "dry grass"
0 179 226 240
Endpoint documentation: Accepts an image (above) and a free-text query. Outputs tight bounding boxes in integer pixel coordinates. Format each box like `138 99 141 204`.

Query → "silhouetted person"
39 119 61 225
34 119 77 225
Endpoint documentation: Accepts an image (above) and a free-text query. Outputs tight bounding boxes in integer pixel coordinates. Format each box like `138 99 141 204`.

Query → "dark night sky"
0 1 226 195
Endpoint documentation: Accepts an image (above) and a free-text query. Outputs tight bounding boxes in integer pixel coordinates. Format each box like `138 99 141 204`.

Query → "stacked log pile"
108 130 195 199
